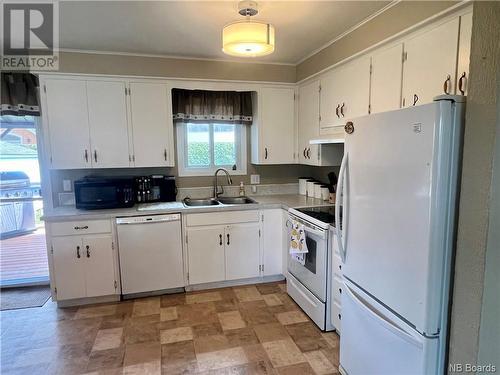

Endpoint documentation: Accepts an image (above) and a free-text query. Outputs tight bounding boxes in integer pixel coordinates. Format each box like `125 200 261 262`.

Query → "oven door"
287 214 328 302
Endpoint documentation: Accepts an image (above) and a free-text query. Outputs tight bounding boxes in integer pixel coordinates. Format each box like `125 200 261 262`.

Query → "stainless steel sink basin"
217 196 257 205
183 198 220 207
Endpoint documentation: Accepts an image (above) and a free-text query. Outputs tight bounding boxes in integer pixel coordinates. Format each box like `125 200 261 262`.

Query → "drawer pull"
74 225 88 230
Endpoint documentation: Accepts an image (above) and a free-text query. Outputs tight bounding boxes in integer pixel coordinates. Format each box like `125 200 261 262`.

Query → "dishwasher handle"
116 213 180 225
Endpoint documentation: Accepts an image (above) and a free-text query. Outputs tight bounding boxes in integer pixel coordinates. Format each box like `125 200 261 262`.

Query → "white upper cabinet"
251 87 295 164
44 79 91 169
320 55 371 132
370 44 404 114
86 81 131 168
298 79 320 165
456 12 472 96
402 17 460 106
129 82 175 167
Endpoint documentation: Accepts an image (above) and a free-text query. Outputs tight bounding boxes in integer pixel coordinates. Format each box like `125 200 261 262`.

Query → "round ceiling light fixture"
222 1 275 57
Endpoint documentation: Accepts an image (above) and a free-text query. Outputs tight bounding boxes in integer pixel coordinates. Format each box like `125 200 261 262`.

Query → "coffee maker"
134 175 176 203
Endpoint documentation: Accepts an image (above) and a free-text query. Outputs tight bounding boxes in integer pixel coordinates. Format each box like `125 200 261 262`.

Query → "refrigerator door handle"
344 282 423 348
336 152 348 262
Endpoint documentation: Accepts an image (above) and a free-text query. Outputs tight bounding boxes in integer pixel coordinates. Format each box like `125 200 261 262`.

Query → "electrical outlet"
250 174 260 184
63 179 72 192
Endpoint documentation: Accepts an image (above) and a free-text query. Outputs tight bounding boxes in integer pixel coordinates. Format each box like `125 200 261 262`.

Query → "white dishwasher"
116 213 184 297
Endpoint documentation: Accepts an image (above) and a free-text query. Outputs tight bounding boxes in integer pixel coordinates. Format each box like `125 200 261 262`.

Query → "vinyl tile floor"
0 281 340 374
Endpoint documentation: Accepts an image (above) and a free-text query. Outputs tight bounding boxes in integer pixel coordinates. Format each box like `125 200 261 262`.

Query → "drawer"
50 219 112 236
186 210 260 227
332 276 343 305
333 300 342 333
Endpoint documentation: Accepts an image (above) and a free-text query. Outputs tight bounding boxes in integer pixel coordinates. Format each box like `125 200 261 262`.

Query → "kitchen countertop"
42 194 332 222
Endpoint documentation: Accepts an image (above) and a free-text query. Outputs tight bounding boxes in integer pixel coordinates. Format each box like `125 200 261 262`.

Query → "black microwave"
74 177 135 210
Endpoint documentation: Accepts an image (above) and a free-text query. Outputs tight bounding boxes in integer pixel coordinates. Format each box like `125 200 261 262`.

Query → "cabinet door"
298 80 320 165
83 235 116 298
370 44 403 114
87 81 130 168
129 82 174 167
320 69 344 129
262 209 283 276
225 223 261 280
44 79 91 169
456 12 472 96
187 226 225 284
259 87 295 164
51 236 86 300
402 18 459 106
340 55 371 120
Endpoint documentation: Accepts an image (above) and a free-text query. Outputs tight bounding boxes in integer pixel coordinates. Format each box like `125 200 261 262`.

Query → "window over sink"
176 122 247 176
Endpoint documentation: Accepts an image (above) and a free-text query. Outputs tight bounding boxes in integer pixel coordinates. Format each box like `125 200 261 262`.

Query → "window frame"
176 122 247 177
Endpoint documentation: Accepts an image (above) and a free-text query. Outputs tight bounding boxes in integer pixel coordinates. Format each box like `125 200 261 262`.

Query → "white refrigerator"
335 96 465 375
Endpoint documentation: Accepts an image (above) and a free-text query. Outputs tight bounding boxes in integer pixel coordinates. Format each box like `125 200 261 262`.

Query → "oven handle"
336 152 348 262
288 214 327 238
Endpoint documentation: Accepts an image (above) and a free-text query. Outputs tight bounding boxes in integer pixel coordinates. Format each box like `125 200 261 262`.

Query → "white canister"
306 181 316 197
298 178 311 196
314 183 322 199
321 186 330 201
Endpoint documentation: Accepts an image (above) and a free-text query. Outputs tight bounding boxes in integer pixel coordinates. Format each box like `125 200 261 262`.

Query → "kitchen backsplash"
49 165 339 207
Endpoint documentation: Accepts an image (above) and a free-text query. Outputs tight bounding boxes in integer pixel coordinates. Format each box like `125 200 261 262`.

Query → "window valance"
1 73 40 116
172 89 253 125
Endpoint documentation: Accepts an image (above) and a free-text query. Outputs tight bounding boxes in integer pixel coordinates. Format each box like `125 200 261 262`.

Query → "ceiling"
59 1 391 65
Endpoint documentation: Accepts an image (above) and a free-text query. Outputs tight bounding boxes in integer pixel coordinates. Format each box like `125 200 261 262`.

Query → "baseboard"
56 294 120 307
185 274 285 292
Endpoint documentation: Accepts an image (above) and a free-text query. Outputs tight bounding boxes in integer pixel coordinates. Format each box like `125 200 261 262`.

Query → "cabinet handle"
340 103 345 117
443 75 451 94
264 147 268 160
76 245 81 259
86 245 90 258
338 313 342 320
458 72 466 95
303 148 307 158
335 104 340 118
227 233 230 245
413 94 419 106
306 148 311 159
164 149 167 161
339 288 342 294
94 150 98 163
339 264 342 270
84 149 88 162
219 234 223 246
74 225 88 230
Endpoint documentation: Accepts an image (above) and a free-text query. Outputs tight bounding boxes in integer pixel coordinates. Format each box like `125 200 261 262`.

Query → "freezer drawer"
340 280 439 375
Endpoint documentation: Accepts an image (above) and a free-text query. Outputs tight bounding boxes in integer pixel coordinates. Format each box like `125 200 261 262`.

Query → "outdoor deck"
0 228 49 286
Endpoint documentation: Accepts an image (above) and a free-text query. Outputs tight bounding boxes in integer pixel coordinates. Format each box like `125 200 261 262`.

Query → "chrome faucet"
213 168 233 198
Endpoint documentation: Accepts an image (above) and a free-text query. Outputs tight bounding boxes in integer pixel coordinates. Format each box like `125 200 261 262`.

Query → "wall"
58 51 296 83
296 1 458 81
448 2 500 372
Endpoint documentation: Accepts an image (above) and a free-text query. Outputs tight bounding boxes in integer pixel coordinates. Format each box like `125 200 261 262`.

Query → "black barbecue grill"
0 171 39 239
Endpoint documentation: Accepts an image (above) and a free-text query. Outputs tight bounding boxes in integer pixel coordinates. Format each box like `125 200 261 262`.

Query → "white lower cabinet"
262 209 284 276
186 225 226 285
185 210 284 286
49 220 118 301
225 223 261 280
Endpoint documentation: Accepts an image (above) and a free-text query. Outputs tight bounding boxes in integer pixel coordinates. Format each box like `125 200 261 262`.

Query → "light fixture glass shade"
222 21 275 57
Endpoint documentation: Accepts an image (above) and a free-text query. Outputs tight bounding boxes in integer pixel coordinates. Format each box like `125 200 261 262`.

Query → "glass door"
0 115 48 287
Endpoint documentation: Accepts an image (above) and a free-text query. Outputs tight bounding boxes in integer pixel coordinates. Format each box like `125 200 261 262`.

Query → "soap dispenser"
239 181 245 196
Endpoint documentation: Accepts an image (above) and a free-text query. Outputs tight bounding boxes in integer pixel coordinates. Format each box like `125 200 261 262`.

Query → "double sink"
183 196 257 207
